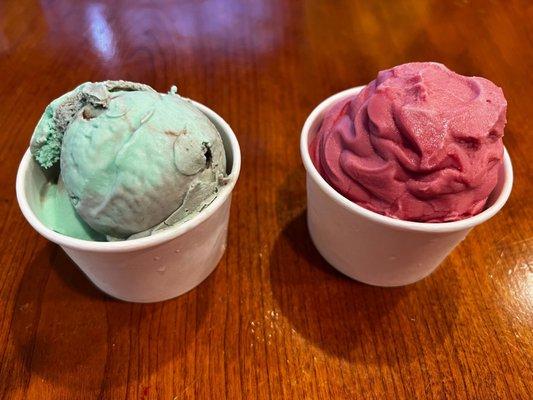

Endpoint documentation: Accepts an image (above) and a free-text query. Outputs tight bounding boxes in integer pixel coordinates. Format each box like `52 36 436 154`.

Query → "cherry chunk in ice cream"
310 62 507 222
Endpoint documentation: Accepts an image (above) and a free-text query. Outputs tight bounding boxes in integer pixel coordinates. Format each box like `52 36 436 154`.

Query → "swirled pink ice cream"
310 62 506 222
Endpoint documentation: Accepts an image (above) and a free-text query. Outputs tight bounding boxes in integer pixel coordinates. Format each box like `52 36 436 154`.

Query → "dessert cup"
17 101 241 302
301 87 513 286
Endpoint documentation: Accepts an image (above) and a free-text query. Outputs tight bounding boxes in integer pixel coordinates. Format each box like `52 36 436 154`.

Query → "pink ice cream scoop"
310 62 507 222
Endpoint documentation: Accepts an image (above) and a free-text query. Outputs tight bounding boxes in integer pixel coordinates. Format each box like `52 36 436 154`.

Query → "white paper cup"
16 101 241 302
301 87 513 287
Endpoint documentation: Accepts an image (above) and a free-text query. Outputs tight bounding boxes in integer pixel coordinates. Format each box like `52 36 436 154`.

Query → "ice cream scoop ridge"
310 62 506 222
31 81 227 240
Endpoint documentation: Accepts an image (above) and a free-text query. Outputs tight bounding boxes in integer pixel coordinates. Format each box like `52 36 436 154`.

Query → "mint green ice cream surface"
30 81 227 241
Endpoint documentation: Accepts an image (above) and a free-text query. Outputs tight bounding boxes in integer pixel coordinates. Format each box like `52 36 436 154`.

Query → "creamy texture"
39 177 106 241
31 81 226 240
310 62 506 222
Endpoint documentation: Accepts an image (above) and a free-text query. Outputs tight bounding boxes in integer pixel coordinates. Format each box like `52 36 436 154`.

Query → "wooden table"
0 1 531 398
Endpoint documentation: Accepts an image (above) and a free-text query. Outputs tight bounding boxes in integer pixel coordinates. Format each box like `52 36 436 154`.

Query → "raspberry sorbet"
310 62 507 222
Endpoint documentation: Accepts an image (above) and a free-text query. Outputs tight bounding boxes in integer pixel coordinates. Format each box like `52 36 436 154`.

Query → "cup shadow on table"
8 241 213 395
269 167 460 364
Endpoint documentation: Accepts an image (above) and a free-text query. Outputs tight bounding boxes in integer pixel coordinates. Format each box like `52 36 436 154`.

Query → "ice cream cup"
17 101 241 302
301 86 513 287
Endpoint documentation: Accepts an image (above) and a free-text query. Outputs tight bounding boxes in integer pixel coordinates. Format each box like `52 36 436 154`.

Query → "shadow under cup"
16 101 241 303
300 87 513 287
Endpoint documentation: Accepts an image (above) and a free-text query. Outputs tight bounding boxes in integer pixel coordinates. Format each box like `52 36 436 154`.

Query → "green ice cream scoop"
30 81 227 241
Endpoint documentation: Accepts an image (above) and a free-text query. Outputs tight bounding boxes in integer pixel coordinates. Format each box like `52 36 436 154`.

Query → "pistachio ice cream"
30 81 226 241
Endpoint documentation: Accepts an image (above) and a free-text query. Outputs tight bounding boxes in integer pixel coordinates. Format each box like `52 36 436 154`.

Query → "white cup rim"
300 86 513 233
16 100 241 252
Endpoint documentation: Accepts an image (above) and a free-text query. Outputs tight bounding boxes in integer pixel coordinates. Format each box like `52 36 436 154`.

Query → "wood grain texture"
0 0 532 398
